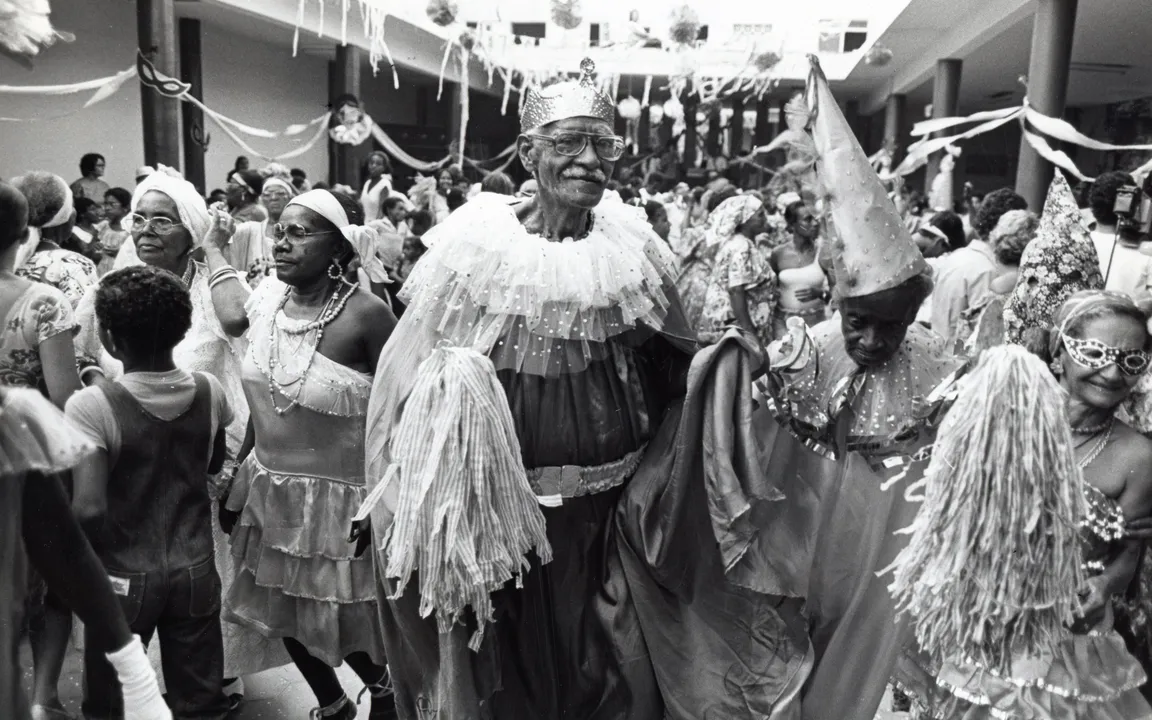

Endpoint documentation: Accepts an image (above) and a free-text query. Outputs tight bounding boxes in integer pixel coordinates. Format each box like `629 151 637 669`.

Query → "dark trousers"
82 556 230 720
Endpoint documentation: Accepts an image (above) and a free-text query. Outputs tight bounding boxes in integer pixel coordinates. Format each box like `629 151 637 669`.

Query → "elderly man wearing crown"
358 60 699 719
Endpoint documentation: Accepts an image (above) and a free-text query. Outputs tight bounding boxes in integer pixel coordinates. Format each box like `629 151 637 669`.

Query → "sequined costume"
363 193 695 719
901 486 1152 719
223 278 386 666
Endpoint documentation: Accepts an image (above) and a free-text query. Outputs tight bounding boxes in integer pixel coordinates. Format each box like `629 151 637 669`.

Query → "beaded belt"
527 444 648 503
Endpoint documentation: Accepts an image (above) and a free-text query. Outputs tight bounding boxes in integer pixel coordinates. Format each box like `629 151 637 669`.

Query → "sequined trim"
944 655 1148 703
526 444 647 499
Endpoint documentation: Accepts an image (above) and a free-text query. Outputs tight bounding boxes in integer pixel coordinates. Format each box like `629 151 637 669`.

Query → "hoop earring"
328 260 343 280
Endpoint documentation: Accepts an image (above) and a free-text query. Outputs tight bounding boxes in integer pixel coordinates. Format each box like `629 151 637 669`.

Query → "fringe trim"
382 346 553 651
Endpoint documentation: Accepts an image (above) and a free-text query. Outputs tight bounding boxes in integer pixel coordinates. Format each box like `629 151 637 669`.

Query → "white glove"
106 635 172 720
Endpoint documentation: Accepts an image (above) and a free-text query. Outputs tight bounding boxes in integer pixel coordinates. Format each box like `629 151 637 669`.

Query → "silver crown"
519 58 616 132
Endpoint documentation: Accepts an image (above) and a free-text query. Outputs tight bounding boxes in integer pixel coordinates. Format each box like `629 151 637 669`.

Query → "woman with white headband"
227 175 296 289
217 189 397 720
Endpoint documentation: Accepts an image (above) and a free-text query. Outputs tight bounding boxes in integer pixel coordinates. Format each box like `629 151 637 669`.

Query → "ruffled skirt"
224 456 385 667
898 611 1152 720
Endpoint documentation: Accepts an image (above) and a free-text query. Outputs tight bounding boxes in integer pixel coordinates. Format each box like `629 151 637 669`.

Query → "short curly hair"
11 172 70 228
96 266 192 359
1089 171 1134 226
989 209 1039 266
973 187 1028 239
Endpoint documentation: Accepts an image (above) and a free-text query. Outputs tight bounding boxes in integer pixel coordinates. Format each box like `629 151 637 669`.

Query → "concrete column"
178 19 205 193
638 106 651 154
706 106 721 158
328 45 364 186
924 58 962 195
682 92 698 168
754 95 771 146
1015 0 1079 210
137 0 180 169
883 93 907 166
730 95 745 156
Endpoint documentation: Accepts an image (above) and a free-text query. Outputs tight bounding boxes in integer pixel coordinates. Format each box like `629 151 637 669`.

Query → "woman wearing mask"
770 200 829 337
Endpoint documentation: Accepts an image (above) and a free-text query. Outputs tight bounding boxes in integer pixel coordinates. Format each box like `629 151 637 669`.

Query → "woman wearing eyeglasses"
226 176 295 289
73 166 292 707
216 189 397 720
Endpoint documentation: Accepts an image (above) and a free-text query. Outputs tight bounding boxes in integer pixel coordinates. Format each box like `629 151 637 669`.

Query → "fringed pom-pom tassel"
883 345 1087 674
383 346 553 651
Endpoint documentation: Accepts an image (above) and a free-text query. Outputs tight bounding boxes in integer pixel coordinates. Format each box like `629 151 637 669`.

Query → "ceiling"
844 0 1152 113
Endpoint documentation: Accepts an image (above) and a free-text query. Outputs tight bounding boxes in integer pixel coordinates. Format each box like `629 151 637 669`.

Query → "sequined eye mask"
1061 334 1151 377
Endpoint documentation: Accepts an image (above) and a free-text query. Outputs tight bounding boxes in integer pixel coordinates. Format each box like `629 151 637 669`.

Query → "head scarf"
261 177 295 197
131 165 211 244
705 195 762 246
775 191 801 213
1047 290 1143 361
287 189 390 283
1003 174 1103 345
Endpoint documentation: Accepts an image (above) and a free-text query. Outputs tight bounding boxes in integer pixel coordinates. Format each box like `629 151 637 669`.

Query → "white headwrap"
262 177 295 196
42 183 74 229
131 165 211 244
705 195 763 247
287 189 390 283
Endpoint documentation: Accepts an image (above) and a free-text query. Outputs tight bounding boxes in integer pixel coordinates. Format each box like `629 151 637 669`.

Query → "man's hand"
349 519 372 558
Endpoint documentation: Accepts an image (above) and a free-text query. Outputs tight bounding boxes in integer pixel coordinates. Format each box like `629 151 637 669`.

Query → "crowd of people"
4 53 1152 720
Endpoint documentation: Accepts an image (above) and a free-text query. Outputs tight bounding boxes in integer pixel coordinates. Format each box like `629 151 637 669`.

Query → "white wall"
198 20 329 190
0 0 144 189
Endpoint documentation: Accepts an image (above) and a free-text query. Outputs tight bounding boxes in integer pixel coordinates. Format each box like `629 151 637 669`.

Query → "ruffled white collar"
399 194 678 356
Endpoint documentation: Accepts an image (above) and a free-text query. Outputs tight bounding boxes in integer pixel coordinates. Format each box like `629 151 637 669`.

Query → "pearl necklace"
267 281 359 415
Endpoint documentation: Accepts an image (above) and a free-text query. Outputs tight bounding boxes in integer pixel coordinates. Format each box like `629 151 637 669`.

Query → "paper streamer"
899 98 1152 181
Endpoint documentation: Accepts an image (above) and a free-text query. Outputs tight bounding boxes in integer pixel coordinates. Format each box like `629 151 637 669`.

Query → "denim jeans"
82 555 230 720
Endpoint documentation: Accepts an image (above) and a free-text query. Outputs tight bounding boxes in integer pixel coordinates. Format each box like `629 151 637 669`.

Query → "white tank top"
777 258 827 312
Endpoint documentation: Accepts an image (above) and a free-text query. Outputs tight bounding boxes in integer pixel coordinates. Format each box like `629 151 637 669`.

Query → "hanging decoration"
290 0 399 89
648 104 664 125
426 0 458 27
328 96 373 145
865 44 894 67
0 0 74 68
662 97 684 122
753 51 782 73
549 0 583 30
742 109 757 130
136 51 190 97
667 5 702 47
617 97 641 120
894 97 1152 182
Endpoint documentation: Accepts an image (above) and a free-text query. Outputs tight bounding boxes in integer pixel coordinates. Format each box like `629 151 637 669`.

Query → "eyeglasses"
128 213 185 236
1061 333 1151 376
272 223 338 241
527 132 626 161
261 191 292 201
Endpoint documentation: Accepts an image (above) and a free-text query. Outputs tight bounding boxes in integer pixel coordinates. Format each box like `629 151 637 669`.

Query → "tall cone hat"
806 55 928 298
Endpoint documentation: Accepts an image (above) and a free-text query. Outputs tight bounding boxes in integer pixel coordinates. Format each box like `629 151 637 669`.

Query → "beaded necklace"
267 280 359 415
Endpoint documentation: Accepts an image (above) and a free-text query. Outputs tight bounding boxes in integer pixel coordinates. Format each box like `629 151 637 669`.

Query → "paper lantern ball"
426 0 458 27
459 29 476 51
648 104 665 124
668 5 701 46
865 45 894 67
550 0 584 30
618 97 641 120
662 97 684 121
754 51 782 72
